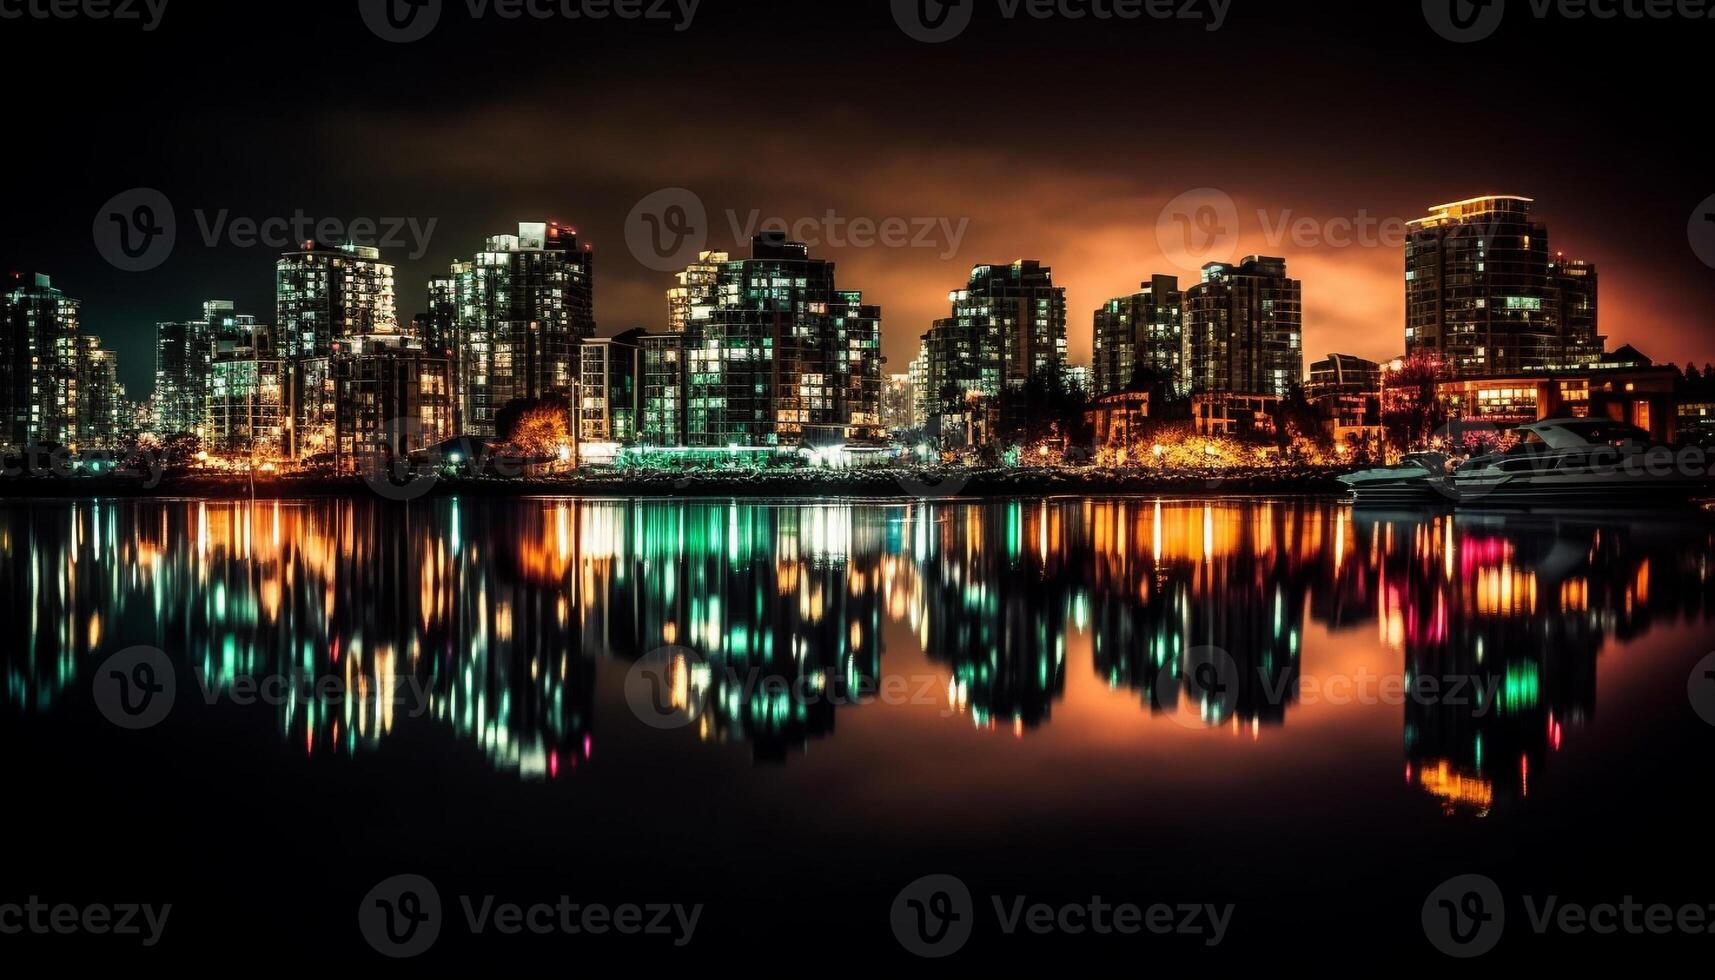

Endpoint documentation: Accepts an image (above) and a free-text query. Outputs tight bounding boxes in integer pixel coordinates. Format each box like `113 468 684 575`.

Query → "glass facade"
666 250 727 334
208 314 287 461
277 245 398 458
683 235 882 449
2 273 81 449
446 222 595 436
920 260 1068 445
578 330 643 444
276 243 397 359
1405 196 1599 376
637 333 686 447
1183 256 1303 397
1092 274 1184 396
332 334 455 475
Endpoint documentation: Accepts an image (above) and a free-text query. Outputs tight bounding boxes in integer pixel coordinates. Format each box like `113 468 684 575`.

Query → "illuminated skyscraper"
579 329 644 445
1551 255 1604 366
920 260 1067 445
1093 274 1184 396
907 344 929 430
882 373 915 433
666 250 727 333
1405 196 1598 375
276 242 397 359
2 272 81 449
74 336 125 449
683 234 882 448
1183 256 1303 397
416 274 459 356
637 332 686 447
208 313 287 461
448 222 595 436
276 244 398 460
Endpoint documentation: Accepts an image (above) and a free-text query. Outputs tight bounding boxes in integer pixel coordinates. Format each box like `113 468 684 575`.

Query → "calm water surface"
4 497 1713 967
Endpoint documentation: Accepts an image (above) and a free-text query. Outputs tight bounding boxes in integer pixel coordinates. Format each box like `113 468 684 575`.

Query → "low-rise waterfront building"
1086 390 1152 451
1193 392 1281 438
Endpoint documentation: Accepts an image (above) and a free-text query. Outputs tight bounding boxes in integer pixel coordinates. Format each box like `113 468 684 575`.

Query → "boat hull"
1450 476 1710 507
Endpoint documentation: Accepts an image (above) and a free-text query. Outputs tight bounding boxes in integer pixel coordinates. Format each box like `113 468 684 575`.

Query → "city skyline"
4 3 1711 401
10 188 1701 409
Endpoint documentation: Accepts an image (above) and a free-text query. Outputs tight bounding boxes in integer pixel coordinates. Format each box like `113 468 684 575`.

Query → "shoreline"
0 469 1353 501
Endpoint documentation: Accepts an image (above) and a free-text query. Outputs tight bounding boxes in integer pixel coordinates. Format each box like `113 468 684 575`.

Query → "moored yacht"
1450 418 1711 505
1338 452 1456 506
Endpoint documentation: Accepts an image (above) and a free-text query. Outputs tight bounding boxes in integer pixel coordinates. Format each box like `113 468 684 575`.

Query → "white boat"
1450 418 1711 505
1338 452 1456 506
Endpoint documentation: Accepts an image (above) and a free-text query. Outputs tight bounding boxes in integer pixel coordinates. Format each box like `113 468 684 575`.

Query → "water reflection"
4 498 1711 811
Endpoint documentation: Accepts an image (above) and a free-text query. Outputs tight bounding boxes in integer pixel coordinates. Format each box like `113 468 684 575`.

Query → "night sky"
4 0 1710 398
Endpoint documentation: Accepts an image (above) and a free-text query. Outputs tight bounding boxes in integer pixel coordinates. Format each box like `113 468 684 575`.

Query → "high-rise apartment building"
1183 256 1303 397
882 373 915 433
1550 255 1604 366
75 336 125 449
1405 196 1600 376
2 273 81 449
208 313 287 460
919 260 1068 445
1093 274 1184 396
637 332 687 447
276 242 397 359
579 330 644 444
667 250 728 334
276 244 398 460
155 316 209 438
680 235 882 448
446 222 595 436
907 345 929 431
